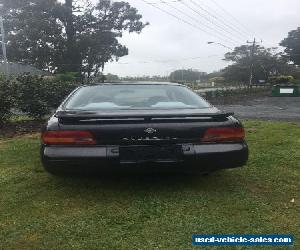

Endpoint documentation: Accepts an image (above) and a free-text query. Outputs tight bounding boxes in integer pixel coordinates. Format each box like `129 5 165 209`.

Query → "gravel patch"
217 97 300 121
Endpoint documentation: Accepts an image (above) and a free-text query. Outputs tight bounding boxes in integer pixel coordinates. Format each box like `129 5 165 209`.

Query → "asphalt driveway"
217 97 300 121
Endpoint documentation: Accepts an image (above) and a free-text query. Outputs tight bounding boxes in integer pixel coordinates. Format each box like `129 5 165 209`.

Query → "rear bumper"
41 142 248 173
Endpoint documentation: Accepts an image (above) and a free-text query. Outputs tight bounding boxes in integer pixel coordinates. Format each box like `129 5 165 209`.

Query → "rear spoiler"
55 110 234 122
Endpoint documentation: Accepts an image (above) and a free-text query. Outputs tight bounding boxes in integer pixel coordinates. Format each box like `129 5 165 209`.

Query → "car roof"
83 82 186 87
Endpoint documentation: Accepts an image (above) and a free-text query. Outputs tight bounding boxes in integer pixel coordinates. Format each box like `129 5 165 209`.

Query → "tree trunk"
63 0 81 73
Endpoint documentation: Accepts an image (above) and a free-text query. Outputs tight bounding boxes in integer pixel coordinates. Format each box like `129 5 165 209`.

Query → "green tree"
280 27 300 66
222 64 250 84
0 0 148 77
105 73 119 81
169 69 207 83
223 45 292 84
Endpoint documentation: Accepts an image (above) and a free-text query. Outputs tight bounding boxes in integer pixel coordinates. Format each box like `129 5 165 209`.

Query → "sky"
100 0 300 77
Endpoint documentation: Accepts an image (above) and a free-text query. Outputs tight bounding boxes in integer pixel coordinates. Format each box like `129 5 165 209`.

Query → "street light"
207 41 233 51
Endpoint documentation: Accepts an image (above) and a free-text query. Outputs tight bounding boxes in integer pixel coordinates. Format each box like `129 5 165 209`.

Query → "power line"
178 0 244 44
186 0 249 41
210 0 254 38
149 0 249 42
196 0 251 39
147 0 274 48
140 0 236 46
158 0 242 44
208 0 276 48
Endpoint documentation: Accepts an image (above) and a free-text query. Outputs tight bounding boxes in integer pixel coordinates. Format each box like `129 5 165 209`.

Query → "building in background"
0 62 49 76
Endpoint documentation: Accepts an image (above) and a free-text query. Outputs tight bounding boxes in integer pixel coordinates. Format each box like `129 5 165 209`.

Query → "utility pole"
247 38 257 87
0 16 9 79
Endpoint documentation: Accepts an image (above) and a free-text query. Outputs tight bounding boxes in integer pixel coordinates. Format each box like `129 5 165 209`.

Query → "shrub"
15 75 80 118
0 79 13 127
0 76 15 126
269 75 294 84
55 72 81 82
42 77 80 109
292 79 300 85
14 75 49 118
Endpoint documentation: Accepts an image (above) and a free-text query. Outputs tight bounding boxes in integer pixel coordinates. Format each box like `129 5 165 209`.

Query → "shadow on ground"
45 169 243 195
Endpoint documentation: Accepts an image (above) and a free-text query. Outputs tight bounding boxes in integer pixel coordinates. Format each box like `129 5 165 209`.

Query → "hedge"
0 77 15 125
0 75 81 125
269 75 294 84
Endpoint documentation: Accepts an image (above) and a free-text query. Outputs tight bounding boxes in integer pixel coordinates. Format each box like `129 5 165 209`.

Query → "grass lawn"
0 120 299 249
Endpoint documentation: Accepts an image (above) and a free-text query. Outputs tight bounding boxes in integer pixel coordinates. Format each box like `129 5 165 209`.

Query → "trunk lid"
56 108 234 145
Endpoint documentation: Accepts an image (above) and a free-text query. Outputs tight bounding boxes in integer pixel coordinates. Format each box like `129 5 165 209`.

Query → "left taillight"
41 131 96 145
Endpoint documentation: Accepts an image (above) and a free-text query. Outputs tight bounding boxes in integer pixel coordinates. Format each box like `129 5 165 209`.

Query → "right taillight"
201 127 245 142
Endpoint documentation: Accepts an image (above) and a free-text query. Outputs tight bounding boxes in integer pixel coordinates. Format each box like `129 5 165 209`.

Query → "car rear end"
40 83 248 174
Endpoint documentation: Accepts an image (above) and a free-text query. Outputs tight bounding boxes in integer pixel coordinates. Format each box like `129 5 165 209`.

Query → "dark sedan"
40 82 248 174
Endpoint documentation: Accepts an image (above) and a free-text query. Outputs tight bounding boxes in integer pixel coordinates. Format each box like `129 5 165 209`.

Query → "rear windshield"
64 84 211 110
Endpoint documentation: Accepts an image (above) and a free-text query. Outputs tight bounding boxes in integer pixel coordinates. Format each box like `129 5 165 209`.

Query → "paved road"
217 97 300 121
